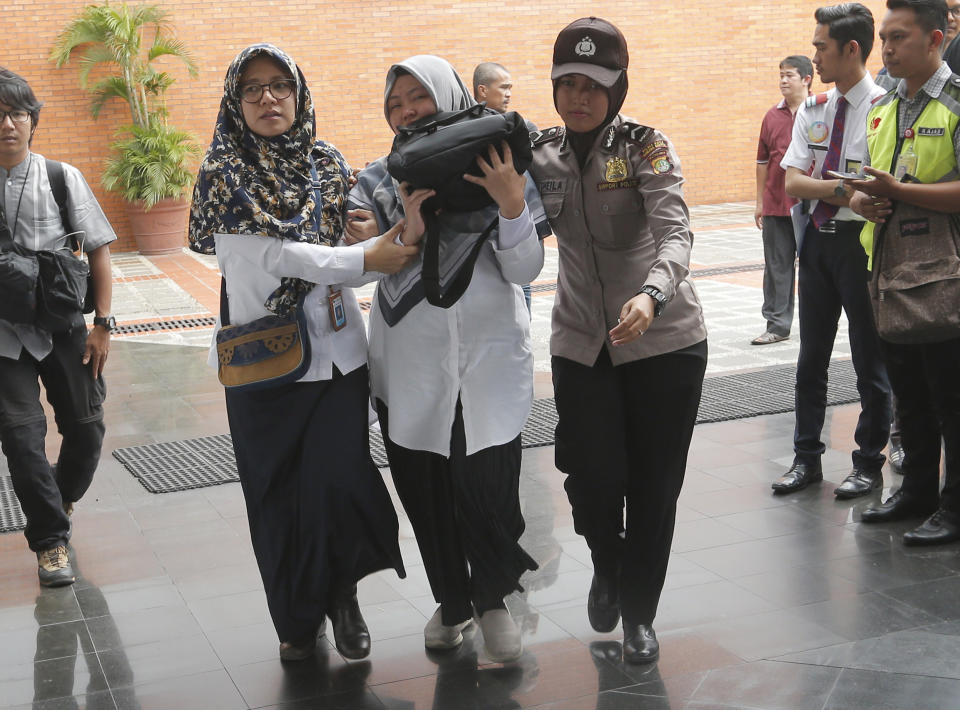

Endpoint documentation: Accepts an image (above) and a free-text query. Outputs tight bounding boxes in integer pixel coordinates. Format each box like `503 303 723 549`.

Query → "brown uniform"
530 115 706 365
530 115 707 626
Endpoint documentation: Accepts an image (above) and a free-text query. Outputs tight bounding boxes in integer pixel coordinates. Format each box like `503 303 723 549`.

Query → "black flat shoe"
623 623 659 663
771 461 822 494
861 489 938 523
329 587 371 660
587 571 620 633
903 509 960 546
834 467 882 499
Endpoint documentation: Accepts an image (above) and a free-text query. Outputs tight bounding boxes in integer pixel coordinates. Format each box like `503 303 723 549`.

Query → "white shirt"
208 234 372 381
367 205 544 457
781 73 885 222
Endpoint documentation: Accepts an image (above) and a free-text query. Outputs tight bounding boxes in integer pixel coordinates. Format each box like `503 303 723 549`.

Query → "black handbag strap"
395 103 486 137
44 159 82 252
420 212 498 308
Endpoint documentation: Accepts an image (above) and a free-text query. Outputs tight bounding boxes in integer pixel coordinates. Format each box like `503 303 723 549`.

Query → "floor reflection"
31 548 139 709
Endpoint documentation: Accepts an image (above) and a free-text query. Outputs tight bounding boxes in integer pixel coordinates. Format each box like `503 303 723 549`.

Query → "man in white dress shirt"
772 4 892 500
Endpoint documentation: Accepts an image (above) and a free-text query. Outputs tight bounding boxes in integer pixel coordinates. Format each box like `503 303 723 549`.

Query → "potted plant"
50 1 200 254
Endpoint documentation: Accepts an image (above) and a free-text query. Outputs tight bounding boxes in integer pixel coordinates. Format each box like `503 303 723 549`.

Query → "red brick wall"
6 0 887 251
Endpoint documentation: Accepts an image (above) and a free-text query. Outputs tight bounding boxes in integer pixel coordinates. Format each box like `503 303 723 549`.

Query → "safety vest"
860 76 960 266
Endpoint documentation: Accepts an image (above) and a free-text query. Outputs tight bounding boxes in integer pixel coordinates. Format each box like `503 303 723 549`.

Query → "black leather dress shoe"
329 587 371 659
903 509 960 546
834 468 882 499
623 623 659 663
771 461 823 494
587 571 620 633
861 489 939 523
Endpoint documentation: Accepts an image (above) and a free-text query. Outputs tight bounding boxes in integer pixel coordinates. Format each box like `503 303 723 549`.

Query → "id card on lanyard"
309 157 347 332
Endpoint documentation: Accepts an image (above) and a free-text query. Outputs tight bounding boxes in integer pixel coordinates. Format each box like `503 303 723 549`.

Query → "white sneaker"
424 606 473 650
479 608 522 662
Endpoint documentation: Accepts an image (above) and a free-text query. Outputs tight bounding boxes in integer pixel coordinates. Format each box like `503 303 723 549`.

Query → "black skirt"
226 365 404 644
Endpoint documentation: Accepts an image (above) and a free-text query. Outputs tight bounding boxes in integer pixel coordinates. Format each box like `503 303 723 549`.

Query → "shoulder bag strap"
44 159 79 251
421 212 498 308
220 276 231 326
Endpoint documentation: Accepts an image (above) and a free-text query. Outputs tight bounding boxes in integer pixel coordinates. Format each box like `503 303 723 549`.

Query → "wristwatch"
832 180 846 198
93 315 116 332
639 285 667 318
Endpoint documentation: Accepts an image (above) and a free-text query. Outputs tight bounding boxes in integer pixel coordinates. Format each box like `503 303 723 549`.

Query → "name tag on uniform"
917 127 945 136
538 179 566 194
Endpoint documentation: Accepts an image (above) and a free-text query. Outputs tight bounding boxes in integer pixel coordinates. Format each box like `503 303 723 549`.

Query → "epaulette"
530 126 564 147
804 93 829 108
621 121 654 145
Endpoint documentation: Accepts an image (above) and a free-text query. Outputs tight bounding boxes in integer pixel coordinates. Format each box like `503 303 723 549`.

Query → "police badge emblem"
605 156 628 182
575 36 596 56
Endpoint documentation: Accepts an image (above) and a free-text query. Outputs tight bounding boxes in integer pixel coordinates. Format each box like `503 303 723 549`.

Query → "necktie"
810 95 847 229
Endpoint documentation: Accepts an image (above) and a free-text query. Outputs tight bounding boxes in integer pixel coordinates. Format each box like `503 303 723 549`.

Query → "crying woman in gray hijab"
347 55 551 663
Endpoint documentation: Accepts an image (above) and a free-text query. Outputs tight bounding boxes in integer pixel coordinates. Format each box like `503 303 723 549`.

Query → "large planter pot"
126 197 190 255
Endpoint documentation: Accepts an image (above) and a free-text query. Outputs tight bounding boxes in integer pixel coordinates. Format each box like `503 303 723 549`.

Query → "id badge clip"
328 286 347 331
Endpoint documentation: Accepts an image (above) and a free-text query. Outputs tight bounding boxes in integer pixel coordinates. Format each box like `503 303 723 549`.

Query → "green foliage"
50 1 197 127
50 2 200 207
101 119 201 208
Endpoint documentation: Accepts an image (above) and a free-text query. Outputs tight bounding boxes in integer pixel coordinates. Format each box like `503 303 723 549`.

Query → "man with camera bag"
0 68 116 587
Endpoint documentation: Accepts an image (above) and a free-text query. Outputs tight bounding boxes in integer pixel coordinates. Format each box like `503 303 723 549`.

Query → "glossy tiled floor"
2 339 959 710
3 203 959 709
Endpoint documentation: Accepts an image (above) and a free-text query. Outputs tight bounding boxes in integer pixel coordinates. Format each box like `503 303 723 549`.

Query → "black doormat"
110 359 859 494
0 476 27 534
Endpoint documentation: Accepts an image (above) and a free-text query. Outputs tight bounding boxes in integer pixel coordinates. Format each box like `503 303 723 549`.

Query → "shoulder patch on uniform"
620 122 654 145
804 93 829 108
531 126 564 147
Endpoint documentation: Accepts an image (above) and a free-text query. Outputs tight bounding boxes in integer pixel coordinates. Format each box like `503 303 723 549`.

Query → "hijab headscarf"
188 43 350 316
382 54 474 121
549 17 630 167
348 55 495 325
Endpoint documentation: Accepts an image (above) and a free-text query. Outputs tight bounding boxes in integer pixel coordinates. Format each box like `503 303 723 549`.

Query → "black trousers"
552 341 707 625
0 323 105 552
226 366 404 645
377 398 537 627
880 337 960 512
795 224 891 469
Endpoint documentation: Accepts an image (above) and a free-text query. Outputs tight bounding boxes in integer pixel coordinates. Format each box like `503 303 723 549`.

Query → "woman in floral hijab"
189 44 414 663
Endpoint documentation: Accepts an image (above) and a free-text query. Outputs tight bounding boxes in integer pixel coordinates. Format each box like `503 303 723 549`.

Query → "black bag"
0 205 89 333
387 104 532 309
46 159 95 314
387 104 532 213
0 247 39 325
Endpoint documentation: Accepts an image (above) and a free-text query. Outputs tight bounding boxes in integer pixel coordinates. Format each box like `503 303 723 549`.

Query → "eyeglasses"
0 109 30 124
238 80 294 104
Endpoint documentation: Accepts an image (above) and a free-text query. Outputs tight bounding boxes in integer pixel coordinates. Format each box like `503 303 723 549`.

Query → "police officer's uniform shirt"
529 115 706 367
780 73 885 222
0 152 117 361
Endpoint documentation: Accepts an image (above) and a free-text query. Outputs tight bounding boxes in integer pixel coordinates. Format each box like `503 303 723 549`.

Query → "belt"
816 219 864 235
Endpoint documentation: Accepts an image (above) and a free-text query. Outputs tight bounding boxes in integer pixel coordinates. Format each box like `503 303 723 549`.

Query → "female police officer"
529 17 708 663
